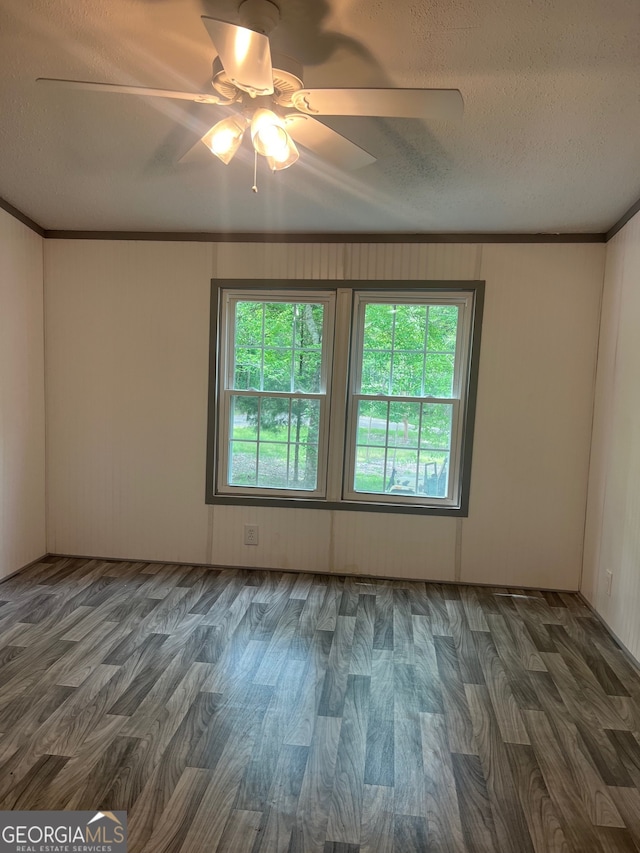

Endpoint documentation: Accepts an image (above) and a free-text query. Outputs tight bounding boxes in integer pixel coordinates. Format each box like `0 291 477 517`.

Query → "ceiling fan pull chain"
252 148 258 193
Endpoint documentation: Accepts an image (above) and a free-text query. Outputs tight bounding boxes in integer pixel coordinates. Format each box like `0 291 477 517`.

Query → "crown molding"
42 229 607 243
5 193 640 244
606 195 640 241
0 196 44 237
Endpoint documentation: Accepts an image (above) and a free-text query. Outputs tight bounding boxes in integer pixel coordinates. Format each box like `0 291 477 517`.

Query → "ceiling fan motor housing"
211 52 303 108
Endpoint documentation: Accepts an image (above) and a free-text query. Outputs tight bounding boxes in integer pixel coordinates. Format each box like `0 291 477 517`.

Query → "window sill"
206 493 469 517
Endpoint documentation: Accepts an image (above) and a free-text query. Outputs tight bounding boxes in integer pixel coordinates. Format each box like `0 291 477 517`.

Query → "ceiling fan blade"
36 77 223 105
291 88 464 121
285 114 375 170
201 16 273 97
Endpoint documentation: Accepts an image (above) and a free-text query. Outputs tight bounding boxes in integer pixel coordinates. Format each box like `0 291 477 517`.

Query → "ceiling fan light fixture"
250 107 288 157
266 134 299 170
202 115 248 164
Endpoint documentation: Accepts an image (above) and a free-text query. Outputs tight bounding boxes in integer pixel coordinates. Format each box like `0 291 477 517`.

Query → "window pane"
362 303 394 350
361 303 393 394
394 304 427 350
228 395 320 491
289 443 316 490
233 300 325 393
293 303 324 392
294 303 325 349
388 449 419 495
259 397 291 441
293 349 322 393
228 440 257 485
354 445 387 493
231 396 257 440
361 302 458 398
424 353 455 397
258 443 289 488
263 349 293 392
354 400 424 495
234 347 262 390
357 399 389 446
353 399 453 498
288 400 320 489
420 453 450 497
264 302 295 347
361 352 391 395
420 403 453 451
391 352 423 397
389 402 420 448
427 305 458 352
235 302 264 347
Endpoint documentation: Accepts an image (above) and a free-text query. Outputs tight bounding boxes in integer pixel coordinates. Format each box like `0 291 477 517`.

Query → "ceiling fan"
38 0 464 181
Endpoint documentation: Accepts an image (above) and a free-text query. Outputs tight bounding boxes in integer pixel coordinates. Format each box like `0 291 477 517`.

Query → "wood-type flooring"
1 556 640 852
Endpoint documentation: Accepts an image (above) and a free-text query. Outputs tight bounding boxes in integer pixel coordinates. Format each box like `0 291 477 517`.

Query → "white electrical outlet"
244 524 259 545
605 570 613 596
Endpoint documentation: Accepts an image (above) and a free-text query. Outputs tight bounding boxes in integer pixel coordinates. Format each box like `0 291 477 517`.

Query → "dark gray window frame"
206 278 484 516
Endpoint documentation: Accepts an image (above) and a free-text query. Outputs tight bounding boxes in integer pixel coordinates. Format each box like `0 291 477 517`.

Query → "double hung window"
216 292 334 498
208 281 483 514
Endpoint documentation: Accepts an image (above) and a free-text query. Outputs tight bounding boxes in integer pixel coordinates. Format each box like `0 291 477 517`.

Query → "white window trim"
216 289 335 499
342 290 474 509
207 280 484 516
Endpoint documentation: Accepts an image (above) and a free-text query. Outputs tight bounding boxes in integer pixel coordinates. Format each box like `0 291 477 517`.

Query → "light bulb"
266 133 299 171
251 108 289 157
258 124 287 154
211 128 236 156
202 115 248 165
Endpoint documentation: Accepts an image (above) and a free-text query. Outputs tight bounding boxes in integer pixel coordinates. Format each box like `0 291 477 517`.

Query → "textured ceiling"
0 0 639 233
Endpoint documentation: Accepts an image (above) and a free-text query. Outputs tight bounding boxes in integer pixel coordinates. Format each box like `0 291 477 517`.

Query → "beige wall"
583 211 640 658
0 209 46 579
44 239 604 588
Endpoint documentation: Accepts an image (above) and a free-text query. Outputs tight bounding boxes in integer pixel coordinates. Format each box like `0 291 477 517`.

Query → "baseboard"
0 553 51 585
578 591 640 673
45 551 579 593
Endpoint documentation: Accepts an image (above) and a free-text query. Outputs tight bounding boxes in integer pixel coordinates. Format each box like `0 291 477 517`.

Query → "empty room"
1 0 640 851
